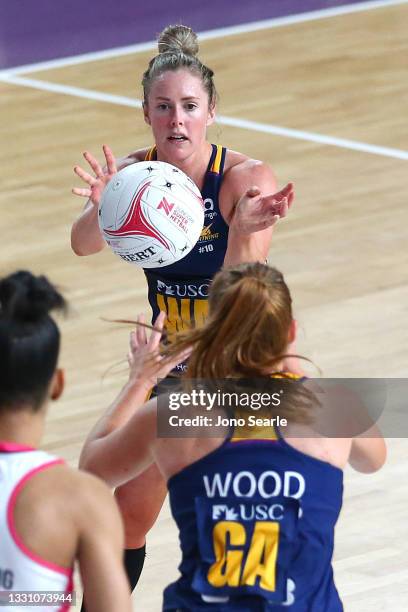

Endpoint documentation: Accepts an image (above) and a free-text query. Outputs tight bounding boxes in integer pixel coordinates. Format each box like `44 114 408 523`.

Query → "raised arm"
71 145 127 255
79 312 181 486
221 159 294 265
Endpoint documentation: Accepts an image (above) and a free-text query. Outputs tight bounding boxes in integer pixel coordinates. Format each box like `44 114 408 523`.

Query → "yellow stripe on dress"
210 145 222 174
229 408 279 442
145 146 156 161
229 374 301 442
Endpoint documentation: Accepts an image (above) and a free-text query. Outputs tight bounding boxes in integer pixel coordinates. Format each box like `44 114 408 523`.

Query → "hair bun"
158 25 199 56
0 271 65 323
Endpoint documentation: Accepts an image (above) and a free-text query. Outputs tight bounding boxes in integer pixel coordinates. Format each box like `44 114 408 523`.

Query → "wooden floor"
1 3 408 610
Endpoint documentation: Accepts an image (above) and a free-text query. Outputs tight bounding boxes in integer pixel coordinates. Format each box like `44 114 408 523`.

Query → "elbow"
79 447 116 487
70 231 104 256
71 241 87 256
78 444 100 475
350 438 387 473
70 226 87 256
78 448 93 472
369 437 387 473
369 442 387 473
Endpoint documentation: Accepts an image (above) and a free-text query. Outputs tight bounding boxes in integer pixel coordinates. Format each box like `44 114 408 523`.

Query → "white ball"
98 161 204 268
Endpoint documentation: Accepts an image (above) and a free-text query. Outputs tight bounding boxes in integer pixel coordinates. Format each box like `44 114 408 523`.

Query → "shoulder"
220 149 277 221
116 147 152 170
15 462 115 518
223 149 276 181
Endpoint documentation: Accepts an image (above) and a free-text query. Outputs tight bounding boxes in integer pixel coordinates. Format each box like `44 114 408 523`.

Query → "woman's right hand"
72 144 117 207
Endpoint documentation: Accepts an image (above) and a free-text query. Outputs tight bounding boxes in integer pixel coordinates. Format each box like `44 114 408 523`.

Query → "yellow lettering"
193 299 208 329
156 295 208 343
179 299 191 331
207 521 245 587
242 522 279 591
157 295 192 342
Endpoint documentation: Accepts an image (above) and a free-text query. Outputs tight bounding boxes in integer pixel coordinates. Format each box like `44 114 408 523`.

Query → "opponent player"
80 262 386 610
71 23 294 590
0 271 131 612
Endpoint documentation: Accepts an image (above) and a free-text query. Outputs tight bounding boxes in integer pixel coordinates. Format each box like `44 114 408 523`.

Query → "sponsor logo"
199 224 219 242
120 246 157 262
203 198 218 220
212 503 285 522
212 505 239 520
157 197 175 216
170 208 192 233
157 280 210 298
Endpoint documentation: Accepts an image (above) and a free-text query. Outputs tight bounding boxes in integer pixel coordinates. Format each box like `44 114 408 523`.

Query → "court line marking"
2 74 407 161
0 0 407 77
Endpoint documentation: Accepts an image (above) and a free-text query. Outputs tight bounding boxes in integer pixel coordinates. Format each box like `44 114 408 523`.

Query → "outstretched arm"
71 145 118 255
221 160 294 265
79 312 181 486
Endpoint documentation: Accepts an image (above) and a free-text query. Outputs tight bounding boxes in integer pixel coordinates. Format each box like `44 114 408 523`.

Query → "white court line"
0 0 406 77
3 75 408 161
1 75 143 109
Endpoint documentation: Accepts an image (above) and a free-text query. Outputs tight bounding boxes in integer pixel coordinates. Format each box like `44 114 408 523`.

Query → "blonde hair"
142 24 217 108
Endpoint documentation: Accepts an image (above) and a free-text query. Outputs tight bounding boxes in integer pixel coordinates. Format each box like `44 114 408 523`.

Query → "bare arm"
76 473 132 612
71 145 143 255
349 423 387 473
221 160 294 265
80 395 158 487
79 312 182 486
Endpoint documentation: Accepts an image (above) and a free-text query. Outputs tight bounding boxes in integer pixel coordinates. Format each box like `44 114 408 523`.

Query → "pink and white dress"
0 442 73 611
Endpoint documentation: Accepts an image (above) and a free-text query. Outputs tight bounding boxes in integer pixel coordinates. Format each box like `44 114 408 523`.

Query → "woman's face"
144 69 215 162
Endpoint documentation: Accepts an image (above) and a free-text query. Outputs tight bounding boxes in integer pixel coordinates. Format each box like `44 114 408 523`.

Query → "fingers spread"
74 165 96 186
83 151 104 179
149 311 166 349
103 145 117 175
72 187 92 198
136 314 147 346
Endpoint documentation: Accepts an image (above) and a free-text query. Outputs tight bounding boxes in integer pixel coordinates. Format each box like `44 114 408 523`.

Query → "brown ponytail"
163 263 294 378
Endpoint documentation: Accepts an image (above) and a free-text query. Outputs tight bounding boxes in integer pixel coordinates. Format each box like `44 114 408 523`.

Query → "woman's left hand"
127 311 171 389
232 182 294 234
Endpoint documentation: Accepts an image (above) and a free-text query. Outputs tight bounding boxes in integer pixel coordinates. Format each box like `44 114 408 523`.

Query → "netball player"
80 262 386 610
71 23 294 591
0 271 131 612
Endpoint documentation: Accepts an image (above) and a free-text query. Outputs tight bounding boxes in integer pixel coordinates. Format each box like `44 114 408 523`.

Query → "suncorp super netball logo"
157 197 174 215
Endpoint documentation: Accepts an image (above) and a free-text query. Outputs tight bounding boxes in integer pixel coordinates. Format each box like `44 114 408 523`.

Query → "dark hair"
142 24 217 108
0 271 66 412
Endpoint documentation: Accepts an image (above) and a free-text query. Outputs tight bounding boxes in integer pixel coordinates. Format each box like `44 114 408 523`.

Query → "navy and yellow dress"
143 144 228 349
163 417 344 611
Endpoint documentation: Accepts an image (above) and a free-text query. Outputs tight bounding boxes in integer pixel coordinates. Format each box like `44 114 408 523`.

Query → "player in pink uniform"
0 271 131 612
